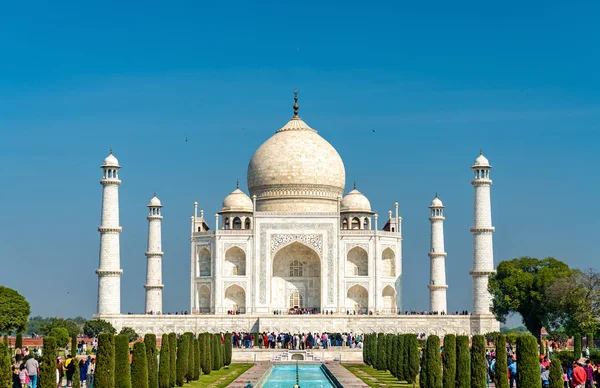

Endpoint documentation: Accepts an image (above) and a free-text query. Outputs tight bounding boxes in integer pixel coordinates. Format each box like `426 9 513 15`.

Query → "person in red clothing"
584 359 594 388
572 359 587 388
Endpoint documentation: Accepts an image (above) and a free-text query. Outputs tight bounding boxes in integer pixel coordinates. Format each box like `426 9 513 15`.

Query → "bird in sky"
372 130 376 133
185 137 188 142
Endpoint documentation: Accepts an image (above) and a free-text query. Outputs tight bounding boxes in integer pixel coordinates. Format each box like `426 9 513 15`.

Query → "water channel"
260 363 336 388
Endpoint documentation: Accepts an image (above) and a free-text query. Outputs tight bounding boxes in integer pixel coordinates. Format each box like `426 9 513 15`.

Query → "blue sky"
0 1 598 327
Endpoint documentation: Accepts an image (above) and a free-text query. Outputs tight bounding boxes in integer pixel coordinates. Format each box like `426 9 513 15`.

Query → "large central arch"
271 241 321 311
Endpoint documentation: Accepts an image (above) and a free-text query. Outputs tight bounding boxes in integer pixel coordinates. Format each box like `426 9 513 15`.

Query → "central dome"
247 97 345 212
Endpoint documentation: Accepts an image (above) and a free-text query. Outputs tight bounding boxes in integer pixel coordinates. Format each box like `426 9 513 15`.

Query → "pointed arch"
346 246 368 276
197 247 211 276
224 246 246 276
346 284 368 312
224 284 246 313
198 285 210 313
382 285 396 313
382 247 396 277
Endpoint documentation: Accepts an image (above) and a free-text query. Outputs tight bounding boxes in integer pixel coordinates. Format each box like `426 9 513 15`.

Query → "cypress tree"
470 335 487 388
549 359 563 388
495 334 509 388
0 342 12 388
574 333 582 358
158 334 170 388
588 333 595 349
175 334 189 387
397 334 405 381
115 334 132 388
40 337 57 388
376 333 387 370
193 338 201 380
15 333 22 350
71 333 81 388
211 334 221 370
200 333 211 375
389 334 398 377
442 334 456 388
456 336 470 388
132 342 149 388
420 342 428 388
403 334 411 382
406 334 419 387
427 335 443 388
363 334 368 366
95 332 115 388
517 334 541 388
186 334 194 382
224 332 232 366
168 333 176 388
144 334 158 388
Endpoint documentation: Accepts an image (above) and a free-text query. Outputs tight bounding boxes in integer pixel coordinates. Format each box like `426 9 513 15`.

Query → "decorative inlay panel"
223 281 247 291
345 281 369 292
381 244 396 254
270 234 323 256
346 243 369 254
223 243 246 254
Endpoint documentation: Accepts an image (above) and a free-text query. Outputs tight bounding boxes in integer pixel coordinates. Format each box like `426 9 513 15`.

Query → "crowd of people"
231 331 363 350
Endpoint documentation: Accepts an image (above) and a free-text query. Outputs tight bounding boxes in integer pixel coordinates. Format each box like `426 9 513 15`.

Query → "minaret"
145 193 164 314
96 149 123 315
470 149 495 315
428 194 448 313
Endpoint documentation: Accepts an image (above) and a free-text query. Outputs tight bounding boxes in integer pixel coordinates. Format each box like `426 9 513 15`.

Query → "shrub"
175 334 189 386
403 334 411 382
115 334 132 388
40 336 57 388
95 332 115 388
120 327 140 343
425 335 442 388
456 336 470 388
553 350 576 369
363 334 368 366
494 334 509 388
193 338 201 380
389 334 398 377
0 342 12 388
211 334 219 370
376 333 387 371
72 332 81 388
224 332 232 366
471 335 487 388
549 359 563 388
132 342 148 388
49 327 70 348
517 334 541 388
158 334 170 388
168 333 176 388
406 334 419 386
185 334 194 382
200 333 211 375
442 334 456 388
574 333 582 358
588 333 595 349
144 334 158 388
15 333 22 349
397 334 405 381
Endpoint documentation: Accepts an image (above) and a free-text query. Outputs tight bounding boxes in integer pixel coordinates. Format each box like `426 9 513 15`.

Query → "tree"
186 334 194 382
574 333 582 358
168 333 176 388
144 334 158 388
211 334 222 370
389 334 398 377
158 334 170 388
0 286 30 335
132 342 149 388
72 332 81 388
120 327 139 343
175 334 189 386
363 334 369 366
376 333 387 371
403 334 411 382
517 334 541 388
38 317 82 337
397 334 405 381
549 358 563 388
40 337 57 388
49 327 70 349
588 333 595 349
224 332 232 366
200 333 211 375
95 333 115 388
423 335 442 388
494 334 509 388
83 319 116 338
456 336 471 388
15 333 23 349
547 330 568 348
115 334 132 388
0 342 11 388
193 338 201 380
442 334 456 388
406 334 419 387
471 335 487 388
489 257 572 342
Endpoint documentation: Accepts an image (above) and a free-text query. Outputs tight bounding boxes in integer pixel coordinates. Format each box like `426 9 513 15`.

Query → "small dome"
430 196 444 208
341 188 372 213
102 150 120 167
472 150 491 168
222 188 253 212
147 194 162 207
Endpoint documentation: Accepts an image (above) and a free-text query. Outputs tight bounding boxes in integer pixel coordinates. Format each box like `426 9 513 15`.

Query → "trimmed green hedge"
406 334 419 385
470 335 486 388
15 333 23 350
185 334 194 382
224 332 232 366
456 336 470 388
424 335 442 388
0 342 10 388
376 333 387 371
549 358 563 388
144 334 159 388
168 333 176 388
96 332 115 388
442 334 456 388
158 334 170 388
132 342 149 388
574 333 582 358
40 337 58 388
396 334 405 381
176 334 189 387
494 334 509 388
115 334 132 388
200 333 211 375
517 334 541 388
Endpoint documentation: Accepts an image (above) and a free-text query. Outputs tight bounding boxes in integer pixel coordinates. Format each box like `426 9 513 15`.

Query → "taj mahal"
94 93 500 336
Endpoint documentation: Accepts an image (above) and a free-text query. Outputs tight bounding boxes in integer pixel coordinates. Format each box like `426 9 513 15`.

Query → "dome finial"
435 192 438 198
480 148 483 155
236 179 239 189
154 192 157 197
110 147 113 155
292 89 299 118
354 180 357 190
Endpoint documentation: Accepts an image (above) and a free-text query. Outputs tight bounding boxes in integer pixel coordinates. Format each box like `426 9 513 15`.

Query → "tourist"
86 357 95 388
12 365 21 388
65 354 77 387
24 354 39 388
18 363 29 387
508 356 517 388
584 359 593 388
572 359 587 388
56 357 64 387
79 359 88 387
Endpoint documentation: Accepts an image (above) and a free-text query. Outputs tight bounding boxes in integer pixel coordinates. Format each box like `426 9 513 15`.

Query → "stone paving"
324 362 370 387
227 362 271 387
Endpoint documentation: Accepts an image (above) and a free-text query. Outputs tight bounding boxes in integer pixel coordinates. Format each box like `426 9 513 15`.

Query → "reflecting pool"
261 364 335 388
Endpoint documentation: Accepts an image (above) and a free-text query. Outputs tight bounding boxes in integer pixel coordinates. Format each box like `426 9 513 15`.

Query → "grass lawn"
186 363 253 387
343 364 415 388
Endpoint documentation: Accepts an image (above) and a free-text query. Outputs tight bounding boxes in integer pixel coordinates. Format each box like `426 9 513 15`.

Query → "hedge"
115 334 132 388
0 342 10 388
132 342 149 388
389 334 398 377
442 334 456 388
517 334 541 388
403 334 411 382
553 350 576 369
376 333 387 371
168 333 177 388
71 333 81 388
158 334 170 388
40 336 57 388
144 334 159 388
185 334 194 382
15 333 22 349
589 333 595 349
470 335 486 388
175 334 189 386
200 333 211 375
193 338 201 380
363 334 369 366
425 335 442 388
212 334 222 370
494 334 509 388
397 334 405 381
224 332 232 366
406 334 419 385
96 332 115 388
456 336 470 388
574 333 582 358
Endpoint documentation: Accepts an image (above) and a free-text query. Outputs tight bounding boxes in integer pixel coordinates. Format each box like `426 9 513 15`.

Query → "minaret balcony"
469 269 496 276
428 284 448 290
428 252 447 258
95 269 123 276
471 178 492 185
144 251 164 257
99 178 122 186
98 226 122 233
469 226 495 233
